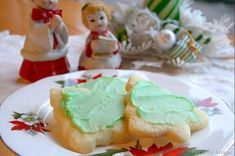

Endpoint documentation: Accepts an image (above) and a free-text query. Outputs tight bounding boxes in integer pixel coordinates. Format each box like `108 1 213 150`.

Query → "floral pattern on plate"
1 70 232 156
92 141 208 156
9 111 49 136
193 97 223 116
55 73 104 87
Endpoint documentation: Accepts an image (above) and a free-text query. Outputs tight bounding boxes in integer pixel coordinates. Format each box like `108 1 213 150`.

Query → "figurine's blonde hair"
82 0 112 28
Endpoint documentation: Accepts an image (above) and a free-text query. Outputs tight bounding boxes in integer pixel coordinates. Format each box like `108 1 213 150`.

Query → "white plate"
0 70 234 156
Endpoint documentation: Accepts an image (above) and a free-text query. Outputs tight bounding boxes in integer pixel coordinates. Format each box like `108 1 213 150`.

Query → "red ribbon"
86 29 120 57
31 8 62 23
90 29 109 40
31 8 62 49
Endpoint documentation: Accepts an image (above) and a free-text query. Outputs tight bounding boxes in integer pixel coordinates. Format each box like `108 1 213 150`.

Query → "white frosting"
21 16 68 61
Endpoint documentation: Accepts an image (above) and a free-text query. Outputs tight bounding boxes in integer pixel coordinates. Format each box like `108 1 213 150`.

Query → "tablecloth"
0 30 234 156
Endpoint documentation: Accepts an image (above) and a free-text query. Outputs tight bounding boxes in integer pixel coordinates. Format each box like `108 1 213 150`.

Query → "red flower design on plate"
130 143 173 156
31 122 49 133
56 73 105 87
163 147 188 156
9 121 31 131
75 73 103 84
92 141 208 156
9 112 49 135
128 141 208 156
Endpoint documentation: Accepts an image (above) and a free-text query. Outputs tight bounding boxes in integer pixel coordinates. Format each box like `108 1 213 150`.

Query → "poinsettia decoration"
129 142 173 156
55 73 118 87
9 111 49 136
194 97 223 116
92 141 208 156
55 73 103 87
75 73 103 83
129 141 208 156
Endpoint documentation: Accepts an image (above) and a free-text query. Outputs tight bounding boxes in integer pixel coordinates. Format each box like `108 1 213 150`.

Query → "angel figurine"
19 0 70 82
78 0 122 70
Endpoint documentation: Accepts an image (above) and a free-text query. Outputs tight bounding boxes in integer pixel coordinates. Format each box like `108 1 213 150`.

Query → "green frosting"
130 81 172 108
78 77 126 96
62 77 126 133
130 80 199 125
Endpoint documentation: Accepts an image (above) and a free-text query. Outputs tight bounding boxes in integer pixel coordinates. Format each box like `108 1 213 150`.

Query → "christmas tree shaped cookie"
125 75 208 143
50 77 131 153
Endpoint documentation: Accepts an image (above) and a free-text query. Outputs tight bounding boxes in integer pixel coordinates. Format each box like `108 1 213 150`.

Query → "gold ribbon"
182 30 201 57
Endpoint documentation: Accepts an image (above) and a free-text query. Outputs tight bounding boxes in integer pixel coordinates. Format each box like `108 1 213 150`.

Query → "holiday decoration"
109 0 234 67
78 0 122 70
19 0 70 82
9 111 49 136
145 0 182 21
166 31 203 63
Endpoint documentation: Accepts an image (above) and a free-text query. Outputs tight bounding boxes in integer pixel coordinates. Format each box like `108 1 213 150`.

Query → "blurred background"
0 0 234 35
194 0 234 35
0 0 234 156
104 0 235 35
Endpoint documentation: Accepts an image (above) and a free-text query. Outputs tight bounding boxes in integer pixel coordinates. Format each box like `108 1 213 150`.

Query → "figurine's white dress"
21 18 68 62
19 8 70 82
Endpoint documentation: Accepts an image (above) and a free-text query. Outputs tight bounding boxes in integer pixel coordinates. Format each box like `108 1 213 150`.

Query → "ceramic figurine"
19 0 70 82
78 0 122 70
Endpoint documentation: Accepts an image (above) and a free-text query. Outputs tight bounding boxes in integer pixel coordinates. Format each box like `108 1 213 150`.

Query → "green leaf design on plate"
181 147 208 156
90 148 128 156
55 80 65 87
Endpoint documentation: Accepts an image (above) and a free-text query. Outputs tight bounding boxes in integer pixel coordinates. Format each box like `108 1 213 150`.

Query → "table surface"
0 31 234 155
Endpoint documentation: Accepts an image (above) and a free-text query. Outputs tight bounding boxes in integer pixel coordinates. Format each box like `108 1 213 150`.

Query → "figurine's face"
87 11 108 32
33 0 58 10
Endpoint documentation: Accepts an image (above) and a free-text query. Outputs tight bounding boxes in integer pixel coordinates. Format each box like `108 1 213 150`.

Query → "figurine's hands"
50 15 62 30
91 37 118 58
91 40 100 53
91 39 115 54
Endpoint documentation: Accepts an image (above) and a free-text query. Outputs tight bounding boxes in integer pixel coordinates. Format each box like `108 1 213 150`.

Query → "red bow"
31 8 62 23
31 8 62 49
90 29 109 40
